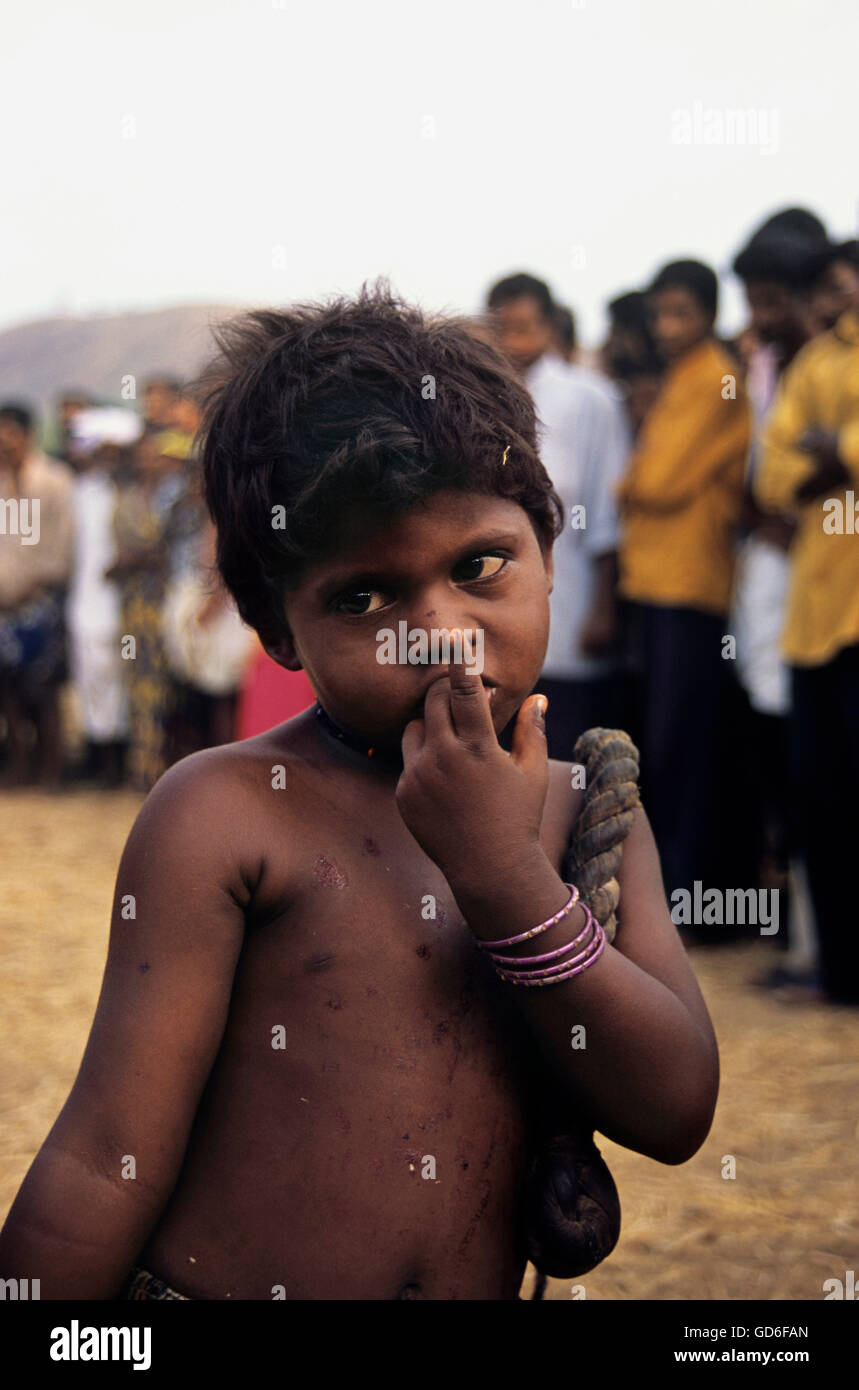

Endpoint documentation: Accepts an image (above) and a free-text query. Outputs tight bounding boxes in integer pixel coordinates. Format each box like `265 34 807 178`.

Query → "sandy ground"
1 788 856 1301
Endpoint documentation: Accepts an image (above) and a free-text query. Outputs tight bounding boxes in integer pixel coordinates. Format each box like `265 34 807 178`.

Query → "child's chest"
239 755 576 1034
219 768 562 1135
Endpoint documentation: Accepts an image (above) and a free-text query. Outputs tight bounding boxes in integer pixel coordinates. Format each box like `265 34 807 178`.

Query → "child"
0 283 718 1300
617 260 751 913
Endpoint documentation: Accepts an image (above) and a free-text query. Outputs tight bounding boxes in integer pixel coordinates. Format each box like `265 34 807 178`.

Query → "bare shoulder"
127 728 313 903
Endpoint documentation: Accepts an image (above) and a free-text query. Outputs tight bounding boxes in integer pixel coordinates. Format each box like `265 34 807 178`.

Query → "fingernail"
536 696 548 718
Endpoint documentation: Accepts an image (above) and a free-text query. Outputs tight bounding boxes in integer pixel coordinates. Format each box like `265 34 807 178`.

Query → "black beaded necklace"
314 701 403 768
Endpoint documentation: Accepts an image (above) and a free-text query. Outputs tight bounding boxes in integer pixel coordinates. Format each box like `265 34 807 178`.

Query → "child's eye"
454 553 507 582
332 590 390 616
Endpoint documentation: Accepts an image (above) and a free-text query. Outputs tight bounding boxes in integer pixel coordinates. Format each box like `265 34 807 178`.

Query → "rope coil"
526 727 641 1298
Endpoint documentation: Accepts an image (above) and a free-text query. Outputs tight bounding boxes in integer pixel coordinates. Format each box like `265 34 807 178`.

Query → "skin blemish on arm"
362 837 381 857
138 962 150 973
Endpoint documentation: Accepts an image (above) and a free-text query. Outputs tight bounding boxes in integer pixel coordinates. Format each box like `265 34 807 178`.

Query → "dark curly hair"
198 279 564 647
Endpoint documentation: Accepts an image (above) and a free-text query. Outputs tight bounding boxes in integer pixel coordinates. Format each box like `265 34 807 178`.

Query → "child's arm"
396 663 719 1168
0 756 249 1297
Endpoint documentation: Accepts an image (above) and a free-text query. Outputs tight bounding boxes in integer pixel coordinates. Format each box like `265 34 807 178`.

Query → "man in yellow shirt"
755 292 859 1005
618 260 751 910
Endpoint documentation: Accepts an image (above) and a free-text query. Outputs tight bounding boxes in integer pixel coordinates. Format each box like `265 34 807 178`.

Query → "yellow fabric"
154 429 194 460
617 339 751 615
755 309 859 667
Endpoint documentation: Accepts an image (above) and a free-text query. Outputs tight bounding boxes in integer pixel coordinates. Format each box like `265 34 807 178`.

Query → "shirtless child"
0 283 719 1300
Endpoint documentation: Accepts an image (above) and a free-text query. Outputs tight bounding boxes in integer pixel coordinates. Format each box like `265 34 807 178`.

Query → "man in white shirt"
485 273 631 758
65 409 142 785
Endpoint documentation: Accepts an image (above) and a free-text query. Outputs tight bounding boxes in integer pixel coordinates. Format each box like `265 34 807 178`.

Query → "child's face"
649 287 713 360
276 489 555 761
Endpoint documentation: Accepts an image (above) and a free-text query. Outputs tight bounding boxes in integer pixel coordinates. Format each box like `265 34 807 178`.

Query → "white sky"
1 0 857 343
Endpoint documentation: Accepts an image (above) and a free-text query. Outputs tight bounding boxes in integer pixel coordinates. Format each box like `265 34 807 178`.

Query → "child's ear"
544 543 554 597
262 627 303 671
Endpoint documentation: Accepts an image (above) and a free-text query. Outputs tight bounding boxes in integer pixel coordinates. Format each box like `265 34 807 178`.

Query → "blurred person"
142 377 182 432
732 208 827 356
487 272 558 372
107 430 188 791
730 214 832 979
755 272 859 1006
154 430 208 579
600 291 663 435
162 519 256 760
617 260 752 913
550 304 577 363
601 291 659 375
803 239 859 334
154 433 237 760
730 326 761 373
65 410 143 787
0 403 74 787
169 387 204 443
55 391 92 469
487 272 631 757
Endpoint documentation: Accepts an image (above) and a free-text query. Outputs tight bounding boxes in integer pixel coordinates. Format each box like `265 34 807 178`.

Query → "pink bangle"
475 883 580 951
497 917 603 981
494 903 598 975
484 904 592 966
494 920 607 988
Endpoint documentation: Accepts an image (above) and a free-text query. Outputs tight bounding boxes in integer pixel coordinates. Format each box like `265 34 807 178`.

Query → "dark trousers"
624 601 741 906
790 644 859 1004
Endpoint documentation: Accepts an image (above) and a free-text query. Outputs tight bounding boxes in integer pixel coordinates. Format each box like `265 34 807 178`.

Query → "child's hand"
395 632 550 895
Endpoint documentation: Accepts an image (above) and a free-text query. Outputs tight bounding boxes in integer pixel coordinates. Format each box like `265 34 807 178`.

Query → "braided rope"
562 728 642 944
528 727 642 1299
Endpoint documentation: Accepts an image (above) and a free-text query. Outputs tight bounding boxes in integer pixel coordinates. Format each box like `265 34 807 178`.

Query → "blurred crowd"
0 379 255 794
1 203 857 1005
480 206 859 1007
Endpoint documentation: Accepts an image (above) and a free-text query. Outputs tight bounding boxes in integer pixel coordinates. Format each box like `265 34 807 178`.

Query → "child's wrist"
448 845 569 945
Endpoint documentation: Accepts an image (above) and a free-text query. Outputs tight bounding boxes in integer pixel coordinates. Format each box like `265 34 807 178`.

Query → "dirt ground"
1 788 856 1302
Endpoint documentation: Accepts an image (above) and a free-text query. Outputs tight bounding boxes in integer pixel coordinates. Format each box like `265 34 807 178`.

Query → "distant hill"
0 303 243 435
